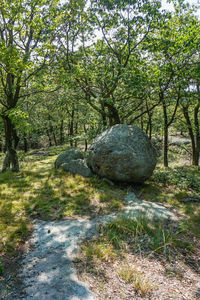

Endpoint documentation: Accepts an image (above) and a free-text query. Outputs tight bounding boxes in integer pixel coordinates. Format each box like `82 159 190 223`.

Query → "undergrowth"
83 216 194 262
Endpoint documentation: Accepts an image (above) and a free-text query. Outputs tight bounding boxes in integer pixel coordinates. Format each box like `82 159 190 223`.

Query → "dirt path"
1 192 178 300
20 219 97 300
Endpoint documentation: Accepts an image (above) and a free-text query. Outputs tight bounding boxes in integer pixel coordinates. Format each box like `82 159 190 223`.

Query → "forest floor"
0 143 200 299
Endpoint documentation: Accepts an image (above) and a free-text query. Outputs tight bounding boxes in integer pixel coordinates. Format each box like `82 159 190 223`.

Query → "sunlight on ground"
0 152 126 254
0 145 199 255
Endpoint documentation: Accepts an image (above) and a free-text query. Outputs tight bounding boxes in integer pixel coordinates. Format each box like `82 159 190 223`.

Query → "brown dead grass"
76 246 200 299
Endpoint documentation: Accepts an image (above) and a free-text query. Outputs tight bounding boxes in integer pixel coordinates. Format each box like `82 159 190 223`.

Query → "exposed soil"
76 245 200 300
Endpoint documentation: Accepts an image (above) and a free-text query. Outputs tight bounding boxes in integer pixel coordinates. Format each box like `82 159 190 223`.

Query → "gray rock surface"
20 219 97 300
87 124 157 183
122 192 177 221
169 136 191 146
55 149 84 169
61 159 93 178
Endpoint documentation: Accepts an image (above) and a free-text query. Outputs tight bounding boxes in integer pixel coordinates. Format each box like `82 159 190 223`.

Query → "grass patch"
119 264 154 296
0 149 126 256
0 143 199 263
141 166 200 203
83 241 116 262
101 216 193 255
81 216 195 267
140 144 199 204
140 145 200 239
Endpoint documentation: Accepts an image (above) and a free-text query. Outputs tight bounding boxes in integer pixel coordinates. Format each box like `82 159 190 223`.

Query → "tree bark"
194 85 200 165
2 115 19 172
146 113 153 140
161 89 179 168
23 133 28 153
52 128 57 146
104 102 120 126
162 101 169 167
140 107 144 130
74 122 78 147
59 119 64 144
182 105 199 166
83 124 88 151
69 107 75 147
46 129 52 147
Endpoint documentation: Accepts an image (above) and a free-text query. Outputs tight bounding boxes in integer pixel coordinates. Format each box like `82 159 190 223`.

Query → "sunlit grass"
83 241 116 262
0 143 199 257
0 150 126 255
119 264 154 296
140 166 200 238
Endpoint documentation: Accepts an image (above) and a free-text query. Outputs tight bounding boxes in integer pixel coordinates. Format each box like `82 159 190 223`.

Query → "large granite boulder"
61 159 93 178
55 149 84 169
87 124 157 183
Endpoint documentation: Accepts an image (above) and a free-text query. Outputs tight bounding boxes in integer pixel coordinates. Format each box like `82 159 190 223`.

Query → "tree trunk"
149 113 152 140
2 115 19 172
59 119 64 144
194 88 200 165
105 102 120 126
52 128 57 146
46 129 52 147
23 133 28 153
162 101 169 167
48 115 57 146
101 112 107 127
140 107 144 130
182 106 198 166
74 122 78 148
146 113 153 140
100 103 107 127
83 124 88 151
69 108 75 147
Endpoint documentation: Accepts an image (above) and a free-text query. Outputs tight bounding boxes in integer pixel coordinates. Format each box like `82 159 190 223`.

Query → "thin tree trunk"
194 86 200 165
59 119 64 144
52 128 57 146
74 122 78 148
182 106 196 165
149 113 152 140
140 107 144 130
104 102 120 126
161 89 179 167
194 107 200 165
162 101 169 167
145 98 153 139
46 129 52 147
48 115 57 146
83 124 88 151
69 108 75 147
100 103 107 127
23 133 28 153
2 115 19 172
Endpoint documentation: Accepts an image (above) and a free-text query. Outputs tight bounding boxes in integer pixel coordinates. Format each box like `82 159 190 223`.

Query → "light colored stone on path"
122 192 177 221
20 219 97 300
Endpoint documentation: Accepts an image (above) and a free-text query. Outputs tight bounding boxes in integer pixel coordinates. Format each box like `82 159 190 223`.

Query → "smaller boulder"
55 149 84 169
61 159 93 178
